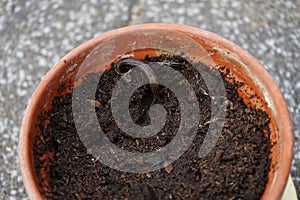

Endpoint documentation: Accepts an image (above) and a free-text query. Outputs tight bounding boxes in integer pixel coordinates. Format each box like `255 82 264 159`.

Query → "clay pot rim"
19 23 293 200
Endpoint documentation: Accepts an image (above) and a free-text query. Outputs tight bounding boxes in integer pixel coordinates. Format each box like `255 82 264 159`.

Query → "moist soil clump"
34 55 272 200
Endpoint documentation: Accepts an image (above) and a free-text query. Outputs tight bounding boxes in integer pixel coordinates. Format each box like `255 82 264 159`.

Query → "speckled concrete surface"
0 0 299 199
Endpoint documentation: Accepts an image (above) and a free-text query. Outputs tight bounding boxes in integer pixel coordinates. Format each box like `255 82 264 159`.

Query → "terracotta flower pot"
19 23 293 199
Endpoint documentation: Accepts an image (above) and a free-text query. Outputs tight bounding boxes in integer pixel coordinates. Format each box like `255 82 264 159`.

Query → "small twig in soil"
204 117 225 126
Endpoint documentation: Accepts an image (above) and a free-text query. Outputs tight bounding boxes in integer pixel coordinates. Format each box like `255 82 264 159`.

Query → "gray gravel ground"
0 0 299 199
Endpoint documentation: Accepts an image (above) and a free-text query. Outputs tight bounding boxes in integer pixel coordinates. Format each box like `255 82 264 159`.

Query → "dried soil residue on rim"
33 55 272 200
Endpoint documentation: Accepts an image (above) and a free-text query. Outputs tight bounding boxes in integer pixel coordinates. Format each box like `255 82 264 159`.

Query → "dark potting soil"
34 55 272 200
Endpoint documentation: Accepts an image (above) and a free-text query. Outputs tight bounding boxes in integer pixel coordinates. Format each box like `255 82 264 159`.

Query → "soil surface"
34 55 272 200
